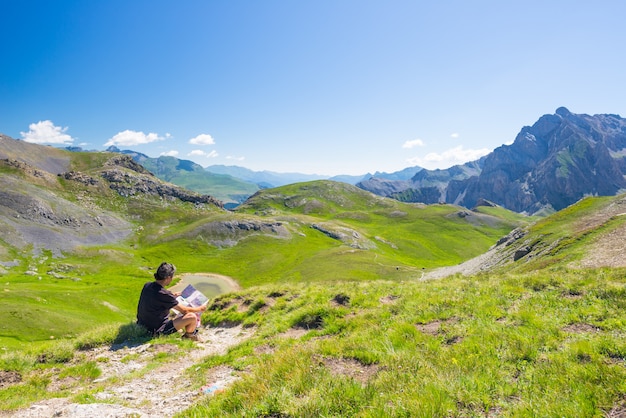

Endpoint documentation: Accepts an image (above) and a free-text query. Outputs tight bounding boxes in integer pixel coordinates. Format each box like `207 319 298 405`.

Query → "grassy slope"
137 184 526 288
0 151 224 349
184 268 626 417
493 194 626 274
4 151 626 415
227 181 527 279
2 268 624 416
0 167 525 349
141 156 260 204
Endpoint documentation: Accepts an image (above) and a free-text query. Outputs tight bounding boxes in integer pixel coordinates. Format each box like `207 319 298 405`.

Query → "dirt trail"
5 325 254 418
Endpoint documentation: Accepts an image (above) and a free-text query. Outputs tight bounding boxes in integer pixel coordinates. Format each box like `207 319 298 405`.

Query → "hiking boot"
182 331 200 342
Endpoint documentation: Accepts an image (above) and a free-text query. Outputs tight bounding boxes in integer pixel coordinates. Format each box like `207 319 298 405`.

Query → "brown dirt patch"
415 321 442 335
379 295 400 305
562 290 584 300
46 376 79 393
606 394 626 418
415 317 458 336
416 318 463 344
576 219 626 268
236 297 251 312
254 344 275 355
330 293 350 307
150 343 179 355
277 328 309 339
318 356 380 385
563 323 601 333
0 371 21 389
213 294 276 315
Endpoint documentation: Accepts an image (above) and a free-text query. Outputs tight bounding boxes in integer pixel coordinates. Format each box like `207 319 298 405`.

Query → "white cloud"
407 145 491 170
104 130 163 147
226 155 245 161
189 134 215 145
20 120 74 144
188 149 218 158
402 138 425 149
450 133 459 138
160 150 179 157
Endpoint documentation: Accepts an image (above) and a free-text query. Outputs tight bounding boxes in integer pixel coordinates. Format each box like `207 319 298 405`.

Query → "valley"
0 133 625 417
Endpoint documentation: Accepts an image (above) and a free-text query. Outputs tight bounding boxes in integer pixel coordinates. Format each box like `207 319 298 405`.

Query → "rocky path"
6 325 254 418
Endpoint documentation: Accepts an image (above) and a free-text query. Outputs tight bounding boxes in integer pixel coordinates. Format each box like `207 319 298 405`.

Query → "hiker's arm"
174 303 207 314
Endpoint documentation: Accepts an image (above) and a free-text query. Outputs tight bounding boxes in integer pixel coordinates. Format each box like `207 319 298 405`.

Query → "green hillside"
3 267 625 416
134 180 528 288
2 143 626 416
473 194 626 275
190 269 626 417
0 152 526 349
140 155 260 205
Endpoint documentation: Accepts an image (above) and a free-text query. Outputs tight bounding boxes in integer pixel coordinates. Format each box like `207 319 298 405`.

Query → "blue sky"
2 1 625 176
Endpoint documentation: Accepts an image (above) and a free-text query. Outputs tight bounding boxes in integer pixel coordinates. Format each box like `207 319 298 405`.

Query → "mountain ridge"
358 107 626 214
92 147 421 206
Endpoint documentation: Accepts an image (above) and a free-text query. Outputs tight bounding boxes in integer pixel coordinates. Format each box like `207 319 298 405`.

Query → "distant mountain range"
358 107 626 215
101 146 422 207
106 107 626 215
5 106 623 214
204 164 422 188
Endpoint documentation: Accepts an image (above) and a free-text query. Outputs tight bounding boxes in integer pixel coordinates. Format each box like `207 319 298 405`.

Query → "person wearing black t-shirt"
137 262 207 341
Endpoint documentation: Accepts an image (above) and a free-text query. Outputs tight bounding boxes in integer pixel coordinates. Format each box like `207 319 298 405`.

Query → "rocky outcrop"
176 219 290 247
310 223 376 249
104 154 153 175
56 155 224 208
100 167 223 207
62 171 99 185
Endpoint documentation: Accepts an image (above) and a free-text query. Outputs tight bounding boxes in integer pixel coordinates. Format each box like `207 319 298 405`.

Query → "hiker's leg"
173 313 197 334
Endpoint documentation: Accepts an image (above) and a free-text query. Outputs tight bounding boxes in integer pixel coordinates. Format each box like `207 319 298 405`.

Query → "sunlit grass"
3 161 625 416
181 268 626 417
1 268 625 415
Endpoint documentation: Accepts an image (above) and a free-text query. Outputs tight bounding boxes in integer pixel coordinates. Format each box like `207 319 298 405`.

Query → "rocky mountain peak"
555 106 571 117
359 108 626 214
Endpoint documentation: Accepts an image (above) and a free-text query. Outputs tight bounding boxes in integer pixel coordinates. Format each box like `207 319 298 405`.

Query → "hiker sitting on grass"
136 262 206 341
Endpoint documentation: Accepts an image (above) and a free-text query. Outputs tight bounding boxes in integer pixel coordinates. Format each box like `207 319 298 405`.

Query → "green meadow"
1 151 625 416
184 269 626 417
0 179 525 349
2 268 625 416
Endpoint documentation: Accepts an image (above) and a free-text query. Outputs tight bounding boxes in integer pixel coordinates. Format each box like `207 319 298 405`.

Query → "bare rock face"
513 247 531 261
100 167 223 207
0 134 70 174
0 175 133 257
463 107 626 214
59 156 224 207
